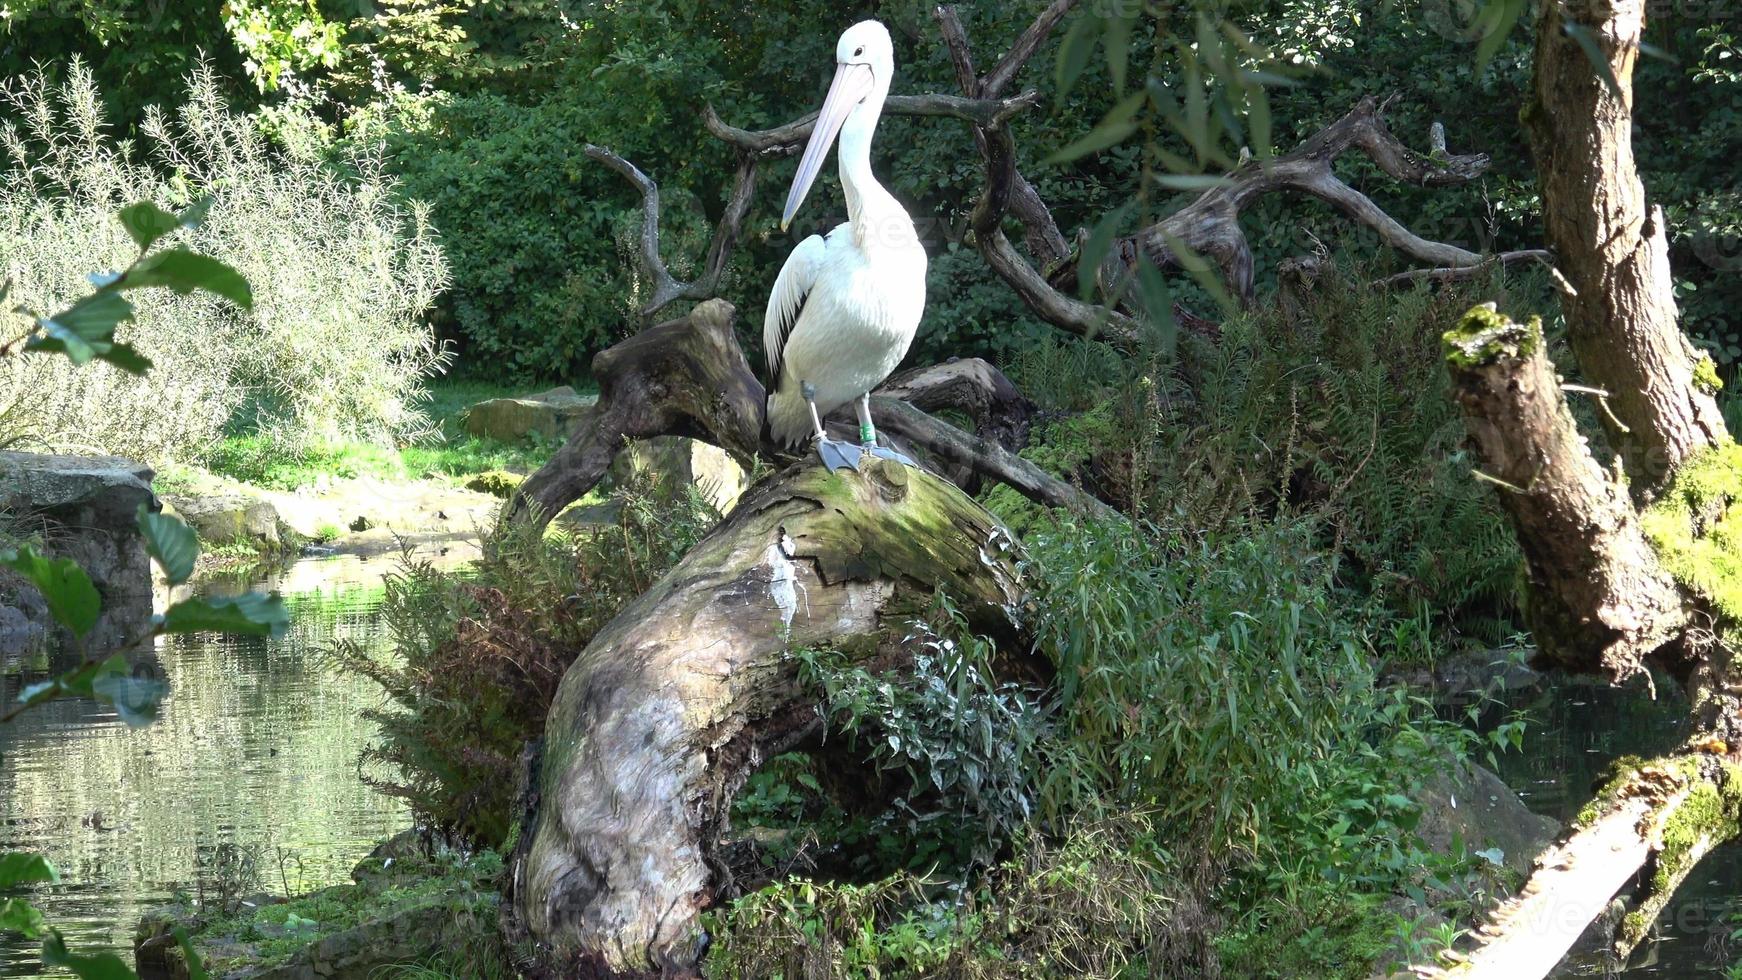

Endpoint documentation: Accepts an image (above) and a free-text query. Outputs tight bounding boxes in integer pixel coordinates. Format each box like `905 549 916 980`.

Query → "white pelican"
764 19 926 470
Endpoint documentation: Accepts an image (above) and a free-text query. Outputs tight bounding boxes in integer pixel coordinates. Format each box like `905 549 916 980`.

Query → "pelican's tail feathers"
766 390 815 449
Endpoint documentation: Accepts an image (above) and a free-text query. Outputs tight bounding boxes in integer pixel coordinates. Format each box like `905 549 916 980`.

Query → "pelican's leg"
856 394 917 468
803 381 861 472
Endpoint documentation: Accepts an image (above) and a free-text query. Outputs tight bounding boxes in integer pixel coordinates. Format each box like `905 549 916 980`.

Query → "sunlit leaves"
0 546 100 637
15 197 247 376
160 593 290 638
11 655 155 722
127 250 253 309
0 852 57 888
25 292 150 375
117 201 183 251
137 506 200 586
0 898 47 938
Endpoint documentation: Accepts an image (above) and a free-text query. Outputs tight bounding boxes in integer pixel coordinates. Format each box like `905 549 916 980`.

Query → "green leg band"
859 422 875 445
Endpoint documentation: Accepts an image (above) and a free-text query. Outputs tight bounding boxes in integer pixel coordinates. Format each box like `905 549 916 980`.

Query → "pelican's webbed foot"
816 438 863 472
861 444 917 468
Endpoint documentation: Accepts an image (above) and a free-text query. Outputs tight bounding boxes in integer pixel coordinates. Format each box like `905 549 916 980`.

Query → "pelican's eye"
853 46 864 57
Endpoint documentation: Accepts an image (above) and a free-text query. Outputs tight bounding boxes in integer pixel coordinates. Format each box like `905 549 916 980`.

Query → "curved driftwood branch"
1373 250 1553 288
1074 96 1533 306
507 302 1112 530
702 89 1041 156
509 460 1028 975
584 145 761 320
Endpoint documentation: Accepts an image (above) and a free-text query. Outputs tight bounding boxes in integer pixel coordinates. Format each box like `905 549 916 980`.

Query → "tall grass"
0 59 449 463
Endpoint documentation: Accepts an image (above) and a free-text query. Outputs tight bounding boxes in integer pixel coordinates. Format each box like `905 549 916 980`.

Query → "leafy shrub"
332 478 719 844
1001 268 1525 636
795 599 1050 870
0 60 448 462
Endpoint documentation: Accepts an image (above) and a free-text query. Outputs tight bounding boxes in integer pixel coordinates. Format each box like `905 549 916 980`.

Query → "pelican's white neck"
837 94 909 248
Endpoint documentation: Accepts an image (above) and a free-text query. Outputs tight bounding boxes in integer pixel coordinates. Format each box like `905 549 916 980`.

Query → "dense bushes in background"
0 61 449 462
0 2 1736 382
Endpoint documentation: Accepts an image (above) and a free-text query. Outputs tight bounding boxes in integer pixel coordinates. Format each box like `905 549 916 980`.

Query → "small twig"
1471 468 1531 494
1562 383 1632 434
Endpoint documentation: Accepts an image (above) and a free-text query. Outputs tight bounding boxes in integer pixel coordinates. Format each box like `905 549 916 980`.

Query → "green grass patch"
202 379 567 491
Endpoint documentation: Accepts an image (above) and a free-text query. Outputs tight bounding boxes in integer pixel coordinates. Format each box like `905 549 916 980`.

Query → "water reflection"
0 554 427 976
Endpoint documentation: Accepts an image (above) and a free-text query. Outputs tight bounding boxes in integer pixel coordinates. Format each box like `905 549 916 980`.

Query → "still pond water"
0 555 414 977
0 552 1737 976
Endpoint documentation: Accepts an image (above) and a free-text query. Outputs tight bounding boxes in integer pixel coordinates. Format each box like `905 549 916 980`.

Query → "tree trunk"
507 459 1027 977
1413 4 1742 975
1525 0 1727 494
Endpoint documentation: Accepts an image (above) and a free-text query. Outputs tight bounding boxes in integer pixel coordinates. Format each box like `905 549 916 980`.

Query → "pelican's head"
781 20 895 231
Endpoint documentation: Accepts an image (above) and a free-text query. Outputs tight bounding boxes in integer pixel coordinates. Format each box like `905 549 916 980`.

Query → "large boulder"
163 493 284 550
606 435 748 514
0 451 156 653
1415 758 1559 876
462 386 598 442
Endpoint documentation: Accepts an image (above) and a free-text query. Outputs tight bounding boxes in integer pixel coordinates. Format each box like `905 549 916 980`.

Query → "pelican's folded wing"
763 233 829 388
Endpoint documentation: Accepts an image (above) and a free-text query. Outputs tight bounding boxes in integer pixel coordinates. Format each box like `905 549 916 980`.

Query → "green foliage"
0 61 449 462
335 478 719 844
704 813 1188 980
795 599 1049 869
1640 441 1742 622
1001 269 1526 638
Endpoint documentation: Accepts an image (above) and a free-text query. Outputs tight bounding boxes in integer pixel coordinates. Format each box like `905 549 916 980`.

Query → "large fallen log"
506 457 1027 976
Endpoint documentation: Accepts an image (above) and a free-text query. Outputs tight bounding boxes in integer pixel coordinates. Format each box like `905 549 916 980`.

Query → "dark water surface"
1487 676 1742 976
0 555 414 976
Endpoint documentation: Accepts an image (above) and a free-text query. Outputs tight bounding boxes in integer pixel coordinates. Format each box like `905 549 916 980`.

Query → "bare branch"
584 144 761 320
979 0 1081 98
703 90 1041 155
1372 250 1554 288
1066 96 1540 305
874 398 1117 520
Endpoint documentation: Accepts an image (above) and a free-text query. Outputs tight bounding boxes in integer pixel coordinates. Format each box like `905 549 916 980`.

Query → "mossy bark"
1442 306 1687 679
1430 1 1742 953
507 460 1026 977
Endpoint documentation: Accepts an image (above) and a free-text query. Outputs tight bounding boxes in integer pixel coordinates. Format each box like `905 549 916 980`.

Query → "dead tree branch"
702 90 1042 156
584 145 760 320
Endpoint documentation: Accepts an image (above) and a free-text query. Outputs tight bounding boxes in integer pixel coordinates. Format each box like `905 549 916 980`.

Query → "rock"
347 515 373 533
165 494 283 549
0 451 156 653
462 386 598 442
1432 647 1542 698
350 829 426 886
135 845 501 980
1414 758 1559 877
606 435 748 514
556 499 624 529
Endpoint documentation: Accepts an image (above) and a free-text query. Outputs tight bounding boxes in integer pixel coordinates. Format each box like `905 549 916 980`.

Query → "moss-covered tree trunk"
1419 2 1742 975
505 459 1026 977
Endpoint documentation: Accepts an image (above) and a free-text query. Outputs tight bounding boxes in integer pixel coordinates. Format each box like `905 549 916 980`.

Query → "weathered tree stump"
508 457 1026 976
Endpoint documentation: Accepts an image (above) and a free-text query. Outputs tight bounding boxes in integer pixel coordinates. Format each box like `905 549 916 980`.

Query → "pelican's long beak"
782 62 875 232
